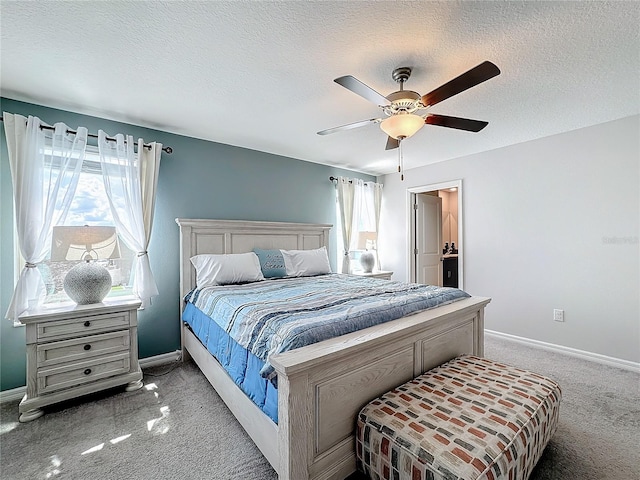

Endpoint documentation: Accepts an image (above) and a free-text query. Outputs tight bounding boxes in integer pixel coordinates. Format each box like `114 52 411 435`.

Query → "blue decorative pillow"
253 248 287 278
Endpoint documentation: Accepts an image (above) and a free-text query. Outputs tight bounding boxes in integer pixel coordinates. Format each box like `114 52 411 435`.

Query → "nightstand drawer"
37 331 130 368
37 312 130 341
37 352 131 394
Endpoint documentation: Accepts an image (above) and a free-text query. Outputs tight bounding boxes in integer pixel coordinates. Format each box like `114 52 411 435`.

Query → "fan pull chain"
398 138 404 181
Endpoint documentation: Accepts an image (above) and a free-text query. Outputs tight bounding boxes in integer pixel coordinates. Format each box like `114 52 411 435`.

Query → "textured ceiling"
1 1 639 175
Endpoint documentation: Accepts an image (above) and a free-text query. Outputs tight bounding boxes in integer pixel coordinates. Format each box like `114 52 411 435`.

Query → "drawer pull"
83 344 91 351
84 368 92 375
84 321 91 327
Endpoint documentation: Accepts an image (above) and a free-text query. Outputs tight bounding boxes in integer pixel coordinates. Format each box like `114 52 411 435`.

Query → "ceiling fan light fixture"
380 113 424 140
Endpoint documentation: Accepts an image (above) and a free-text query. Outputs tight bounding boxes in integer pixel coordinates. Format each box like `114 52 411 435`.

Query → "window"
33 147 135 304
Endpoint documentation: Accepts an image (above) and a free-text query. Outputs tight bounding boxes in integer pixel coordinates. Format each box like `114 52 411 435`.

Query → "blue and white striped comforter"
185 274 470 381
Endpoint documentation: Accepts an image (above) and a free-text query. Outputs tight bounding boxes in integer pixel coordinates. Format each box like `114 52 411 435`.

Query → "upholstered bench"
356 355 561 480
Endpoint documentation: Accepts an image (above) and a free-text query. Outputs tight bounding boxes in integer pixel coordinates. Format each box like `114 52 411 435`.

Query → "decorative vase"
359 250 375 273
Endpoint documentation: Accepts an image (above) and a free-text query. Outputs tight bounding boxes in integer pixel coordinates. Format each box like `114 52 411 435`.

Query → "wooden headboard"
175 218 332 305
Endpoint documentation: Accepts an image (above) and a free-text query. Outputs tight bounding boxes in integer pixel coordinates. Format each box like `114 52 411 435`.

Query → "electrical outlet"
553 309 564 322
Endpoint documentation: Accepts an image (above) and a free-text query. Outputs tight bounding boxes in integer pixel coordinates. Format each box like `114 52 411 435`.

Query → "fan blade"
422 61 500 107
385 136 399 150
334 75 390 106
317 118 382 135
426 114 488 132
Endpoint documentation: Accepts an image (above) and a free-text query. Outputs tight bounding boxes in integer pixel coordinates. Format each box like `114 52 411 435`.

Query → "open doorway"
407 180 463 289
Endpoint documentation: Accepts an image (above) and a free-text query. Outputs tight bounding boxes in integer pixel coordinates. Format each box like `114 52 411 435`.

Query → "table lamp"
51 226 121 304
357 231 377 273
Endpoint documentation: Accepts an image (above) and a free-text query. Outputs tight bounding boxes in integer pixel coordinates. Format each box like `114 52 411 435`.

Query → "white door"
415 194 443 286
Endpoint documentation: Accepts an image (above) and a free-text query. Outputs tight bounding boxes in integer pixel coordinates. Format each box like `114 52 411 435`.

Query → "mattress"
182 274 471 424
186 274 470 382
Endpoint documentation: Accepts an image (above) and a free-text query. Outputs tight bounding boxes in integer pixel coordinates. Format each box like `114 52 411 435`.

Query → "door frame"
406 179 464 289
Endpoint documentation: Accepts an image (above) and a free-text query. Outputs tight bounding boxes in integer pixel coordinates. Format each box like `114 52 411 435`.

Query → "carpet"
0 335 638 479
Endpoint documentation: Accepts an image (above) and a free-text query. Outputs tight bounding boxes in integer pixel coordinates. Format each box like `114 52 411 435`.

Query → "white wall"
378 115 639 363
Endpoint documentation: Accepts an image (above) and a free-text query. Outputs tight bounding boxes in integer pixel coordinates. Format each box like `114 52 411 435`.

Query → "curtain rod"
0 117 173 154
329 176 369 185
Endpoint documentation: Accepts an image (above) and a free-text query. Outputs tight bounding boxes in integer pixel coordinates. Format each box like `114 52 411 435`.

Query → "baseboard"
485 329 640 373
0 386 25 403
139 350 182 368
0 350 182 404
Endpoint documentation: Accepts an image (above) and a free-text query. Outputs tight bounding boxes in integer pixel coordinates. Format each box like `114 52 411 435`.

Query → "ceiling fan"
317 61 501 154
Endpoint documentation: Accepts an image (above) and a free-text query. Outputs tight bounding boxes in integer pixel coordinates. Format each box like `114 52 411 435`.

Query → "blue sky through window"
67 172 114 226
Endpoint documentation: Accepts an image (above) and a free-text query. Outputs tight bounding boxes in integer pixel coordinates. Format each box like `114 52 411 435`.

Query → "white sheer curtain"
349 178 366 251
4 113 87 322
336 176 355 273
364 181 383 268
97 132 160 308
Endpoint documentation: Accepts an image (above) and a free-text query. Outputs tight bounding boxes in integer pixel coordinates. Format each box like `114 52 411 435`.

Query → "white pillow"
190 252 264 286
281 246 332 277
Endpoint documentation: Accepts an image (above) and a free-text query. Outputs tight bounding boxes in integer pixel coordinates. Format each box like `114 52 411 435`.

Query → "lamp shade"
357 231 377 251
51 226 120 262
380 113 425 140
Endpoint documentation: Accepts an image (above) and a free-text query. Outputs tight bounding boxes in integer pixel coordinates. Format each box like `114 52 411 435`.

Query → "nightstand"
18 298 143 422
351 270 393 280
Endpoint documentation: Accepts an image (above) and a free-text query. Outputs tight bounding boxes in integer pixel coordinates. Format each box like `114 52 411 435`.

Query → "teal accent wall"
0 97 374 391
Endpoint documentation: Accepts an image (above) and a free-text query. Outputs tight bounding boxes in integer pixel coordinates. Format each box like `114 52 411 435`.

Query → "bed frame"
176 218 490 480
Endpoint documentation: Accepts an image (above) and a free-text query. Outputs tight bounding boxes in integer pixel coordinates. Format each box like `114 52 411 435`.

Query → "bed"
176 218 491 480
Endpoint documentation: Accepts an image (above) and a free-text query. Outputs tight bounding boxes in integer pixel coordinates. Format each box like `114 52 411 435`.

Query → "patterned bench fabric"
356 355 562 480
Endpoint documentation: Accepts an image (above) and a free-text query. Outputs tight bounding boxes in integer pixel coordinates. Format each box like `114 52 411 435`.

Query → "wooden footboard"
271 295 489 480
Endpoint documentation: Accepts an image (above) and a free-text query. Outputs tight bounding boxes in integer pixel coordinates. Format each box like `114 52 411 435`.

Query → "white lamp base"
359 251 376 273
64 262 112 305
